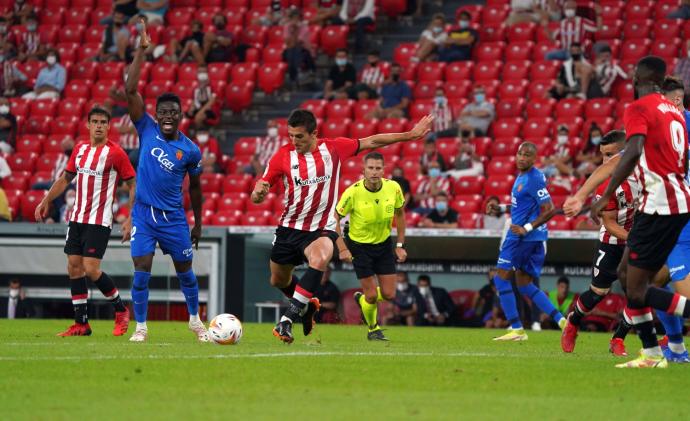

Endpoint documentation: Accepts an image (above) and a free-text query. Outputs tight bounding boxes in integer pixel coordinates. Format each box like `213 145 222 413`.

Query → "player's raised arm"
359 115 433 151
125 16 149 122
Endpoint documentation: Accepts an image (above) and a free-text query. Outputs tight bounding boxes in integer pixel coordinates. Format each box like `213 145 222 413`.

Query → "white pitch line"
0 351 497 362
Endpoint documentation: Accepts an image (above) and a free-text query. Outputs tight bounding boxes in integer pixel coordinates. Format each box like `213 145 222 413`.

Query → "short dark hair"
600 130 626 145
418 274 432 284
663 75 685 93
364 151 384 163
156 92 182 110
597 44 612 54
368 50 380 57
519 142 537 154
87 106 111 122
432 13 446 22
458 11 471 20
636 56 667 87
288 109 317 133
336 48 347 55
47 49 60 62
435 191 448 199
557 276 570 285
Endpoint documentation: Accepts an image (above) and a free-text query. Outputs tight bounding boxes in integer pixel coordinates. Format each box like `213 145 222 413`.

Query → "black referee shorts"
346 237 397 279
627 212 690 271
270 226 339 267
64 221 111 259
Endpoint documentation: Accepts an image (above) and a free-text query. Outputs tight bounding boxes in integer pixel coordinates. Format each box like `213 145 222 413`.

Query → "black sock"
279 275 298 299
612 318 632 340
92 272 126 313
569 289 606 326
70 277 88 325
628 306 658 349
645 286 690 317
296 267 323 296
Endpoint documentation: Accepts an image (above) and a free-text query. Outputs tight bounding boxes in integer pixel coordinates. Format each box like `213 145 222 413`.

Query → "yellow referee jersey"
336 178 404 244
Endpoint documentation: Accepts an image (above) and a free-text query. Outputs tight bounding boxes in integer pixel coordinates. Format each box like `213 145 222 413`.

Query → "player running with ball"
252 109 432 343
126 19 208 342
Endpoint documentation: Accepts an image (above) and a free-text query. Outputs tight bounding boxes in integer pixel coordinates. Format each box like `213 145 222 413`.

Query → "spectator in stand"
548 43 594 100
165 20 205 65
282 8 316 88
193 129 222 174
544 0 600 61
0 47 27 97
32 136 74 191
16 14 45 62
335 0 374 52
668 0 690 19
420 139 446 172
53 187 76 224
590 43 629 98
114 0 140 22
22 50 66 100
416 274 455 326
113 184 131 225
323 49 356 100
574 122 603 177
541 276 577 329
446 136 484 179
365 63 411 119
186 68 219 130
113 113 139 157
136 0 168 25
541 124 575 177
413 14 447 63
98 11 132 62
314 267 340 323
348 50 386 100
0 98 17 153
506 0 563 26
414 161 451 211
309 0 343 26
419 192 458 228
204 14 233 63
0 154 10 180
390 166 411 206
427 87 456 141
437 11 477 63
0 186 10 222
458 86 495 137
674 40 690 91
0 17 17 57
483 196 509 231
6 0 34 25
255 0 284 27
2 279 34 318
384 271 421 326
249 120 288 176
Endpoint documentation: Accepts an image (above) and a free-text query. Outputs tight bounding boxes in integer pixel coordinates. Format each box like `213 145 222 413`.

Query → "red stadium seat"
40 9 65 26
20 190 45 222
525 98 556 118
444 61 473 82
413 81 441 99
585 98 616 119
481 5 510 25
554 116 584 136
615 100 632 119
144 81 173 99
501 60 531 81
160 25 190 44
57 99 85 118
625 1 653 20
218 193 248 212
50 117 78 136
600 1 624 21
393 42 417 65
416 62 445 82
233 137 258 157
301 99 327 118
30 171 53 187
208 62 231 81
342 158 363 175
491 118 523 138
58 25 85 43
400 140 424 159
506 22 536 42
445 80 472 100
90 8 109 25
262 44 284 63
651 38 681 60
523 117 554 138
554 98 585 119
30 100 58 118
15 137 42 154
223 174 253 193
1 172 30 192
453 175 485 195
527 80 552 99
55 42 78 63
353 99 379 120
7 152 38 173
491 137 521 157
473 60 502 82
77 42 101 62
547 215 571 231
472 136 492 156
457 212 482 229
225 81 255 112
378 118 408 134
200 174 224 194
241 210 271 226
36 152 61 172
23 117 51 135
9 99 29 119
595 19 623 41
64 8 91 26
320 25 349 56
172 80 198 99
64 80 93 99
257 62 286 94
583 118 614 139
484 174 516 194
479 25 506 43
96 62 125 82
620 38 651 61
71 61 98 80
150 62 178 82
231 62 258 84
37 25 59 45
581 293 626 331
504 41 533 62
409 99 433 120
326 99 354 119
613 79 634 101
321 118 351 138
349 120 378 139
241 25 267 48
498 80 528 99
435 137 457 162
529 60 559 81
526 136 551 155
474 42 504 62
450 194 483 213
380 0 407 17
168 9 194 26
211 211 241 226
495 98 525 119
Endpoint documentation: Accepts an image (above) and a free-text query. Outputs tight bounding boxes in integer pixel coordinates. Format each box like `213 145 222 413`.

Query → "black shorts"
627 212 690 271
592 242 624 289
270 226 338 267
346 237 397 279
64 222 111 259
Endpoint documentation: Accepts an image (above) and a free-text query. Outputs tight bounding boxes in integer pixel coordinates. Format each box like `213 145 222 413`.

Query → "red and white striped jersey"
553 17 597 50
359 63 387 89
65 140 136 228
415 176 451 209
432 103 453 132
624 93 690 215
595 176 639 245
261 137 359 231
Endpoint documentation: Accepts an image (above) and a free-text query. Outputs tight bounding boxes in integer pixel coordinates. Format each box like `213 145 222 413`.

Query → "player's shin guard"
131 271 151 323
283 267 323 322
494 275 522 329
70 277 88 324
518 283 564 323
359 294 378 330
612 308 633 340
569 288 606 326
644 286 690 318
177 269 200 316
92 271 126 312
626 306 661 355
279 275 298 298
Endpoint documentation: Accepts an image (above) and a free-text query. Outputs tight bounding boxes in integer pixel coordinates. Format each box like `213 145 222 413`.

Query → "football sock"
178 269 199 317
358 294 378 330
644 286 690 317
92 271 126 313
657 310 685 349
612 309 632 340
494 275 522 329
569 288 606 326
282 268 323 323
131 271 151 324
70 276 88 325
626 306 661 356
278 275 298 298
518 283 564 323
377 287 384 302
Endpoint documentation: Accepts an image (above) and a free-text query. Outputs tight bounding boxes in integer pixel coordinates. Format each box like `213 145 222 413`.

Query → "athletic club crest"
176 150 183 160
517 184 523 192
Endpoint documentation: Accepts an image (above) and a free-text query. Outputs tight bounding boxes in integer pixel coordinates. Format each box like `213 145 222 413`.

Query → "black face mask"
461 130 471 138
369 61 378 67
391 74 400 82
64 149 73 157
214 22 224 30
571 53 582 61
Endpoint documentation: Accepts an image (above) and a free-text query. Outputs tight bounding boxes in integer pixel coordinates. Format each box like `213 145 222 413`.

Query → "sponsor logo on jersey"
517 184 523 192
77 167 103 176
657 103 683 118
537 188 549 198
151 147 175 171
293 174 331 187
669 265 685 275
182 247 193 257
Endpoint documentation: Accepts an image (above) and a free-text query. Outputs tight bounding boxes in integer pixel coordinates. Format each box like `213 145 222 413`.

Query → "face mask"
214 22 225 30
0 55 4 63
368 60 378 67
198 73 209 82
571 53 582 61
428 167 441 177
66 197 76 207
396 282 408 292
135 23 144 32
564 9 576 18
46 56 57 65
267 127 278 137
461 130 471 138
474 93 485 103
435 201 448 212
434 96 446 106
27 23 36 31
557 135 568 144
0 105 9 114
591 136 602 145
112 203 119 213
9 288 19 298
335 58 347 66
197 133 209 143
432 26 443 34
392 74 400 82
64 148 73 157
419 286 430 295
458 20 469 29
0 25 6 34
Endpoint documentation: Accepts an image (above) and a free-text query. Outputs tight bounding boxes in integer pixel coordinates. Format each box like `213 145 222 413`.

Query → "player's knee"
590 285 610 296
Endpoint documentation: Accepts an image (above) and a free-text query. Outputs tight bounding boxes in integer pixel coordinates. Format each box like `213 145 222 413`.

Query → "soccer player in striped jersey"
35 106 136 337
252 109 432 343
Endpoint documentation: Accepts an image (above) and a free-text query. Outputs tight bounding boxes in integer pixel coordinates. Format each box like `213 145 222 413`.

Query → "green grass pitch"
1 320 688 420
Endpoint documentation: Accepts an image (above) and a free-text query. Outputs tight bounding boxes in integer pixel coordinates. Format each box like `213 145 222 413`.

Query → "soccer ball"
208 313 243 345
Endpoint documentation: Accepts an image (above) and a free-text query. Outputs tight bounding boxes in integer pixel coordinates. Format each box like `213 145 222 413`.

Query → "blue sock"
658 285 684 345
131 271 151 324
178 269 199 316
494 275 522 329
518 283 564 323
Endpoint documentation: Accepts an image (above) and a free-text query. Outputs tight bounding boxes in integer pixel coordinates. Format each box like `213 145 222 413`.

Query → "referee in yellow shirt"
335 151 407 340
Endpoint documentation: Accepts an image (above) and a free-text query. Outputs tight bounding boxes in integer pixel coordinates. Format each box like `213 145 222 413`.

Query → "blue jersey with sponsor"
508 166 551 242
134 113 202 211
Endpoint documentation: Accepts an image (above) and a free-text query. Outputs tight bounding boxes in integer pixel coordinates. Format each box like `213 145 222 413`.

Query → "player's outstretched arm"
125 17 149 122
394 207 407 263
359 115 434 151
188 173 202 249
563 153 621 217
34 172 75 221
121 178 136 243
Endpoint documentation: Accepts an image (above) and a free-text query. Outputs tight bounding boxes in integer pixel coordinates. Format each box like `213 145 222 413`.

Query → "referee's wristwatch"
396 242 405 249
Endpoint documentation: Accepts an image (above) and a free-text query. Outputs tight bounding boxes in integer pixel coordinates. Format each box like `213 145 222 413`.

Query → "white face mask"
112 203 119 213
557 135 568 144
419 286 430 295
0 105 9 114
564 9 576 18
197 133 209 143
198 73 209 82
66 196 76 207
267 127 278 137
46 55 57 65
396 282 408 292
9 288 19 298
